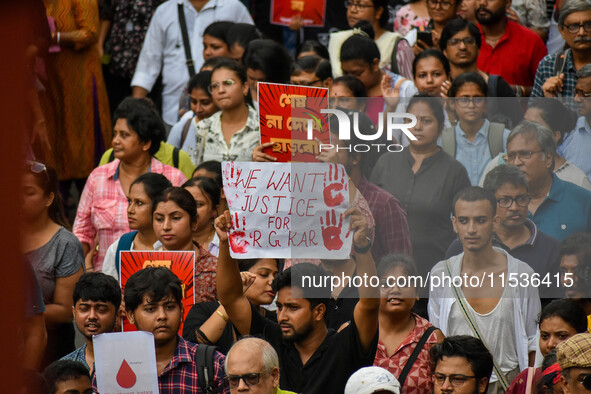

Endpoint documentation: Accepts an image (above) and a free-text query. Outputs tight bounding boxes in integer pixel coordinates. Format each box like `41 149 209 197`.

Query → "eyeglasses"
564 21 591 34
575 89 591 97
503 150 543 162
433 373 477 387
456 97 485 107
577 374 591 390
292 79 322 87
227 372 265 388
427 0 455 9
345 1 375 10
497 195 531 208
208 78 236 93
448 37 477 47
26 160 49 180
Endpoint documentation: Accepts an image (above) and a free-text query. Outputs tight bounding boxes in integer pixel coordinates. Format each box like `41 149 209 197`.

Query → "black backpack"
196 344 221 393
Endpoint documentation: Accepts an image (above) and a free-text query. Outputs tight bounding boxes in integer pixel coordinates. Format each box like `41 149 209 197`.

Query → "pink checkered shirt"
73 158 187 271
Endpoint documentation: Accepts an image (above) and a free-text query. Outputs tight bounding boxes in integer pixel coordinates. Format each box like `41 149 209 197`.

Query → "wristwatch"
353 237 372 254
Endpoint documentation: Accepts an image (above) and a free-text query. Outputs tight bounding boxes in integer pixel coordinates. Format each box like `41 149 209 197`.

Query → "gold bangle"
215 309 229 322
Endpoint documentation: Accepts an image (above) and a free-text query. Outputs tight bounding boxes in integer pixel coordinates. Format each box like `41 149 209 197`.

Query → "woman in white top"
102 173 172 280
191 59 259 165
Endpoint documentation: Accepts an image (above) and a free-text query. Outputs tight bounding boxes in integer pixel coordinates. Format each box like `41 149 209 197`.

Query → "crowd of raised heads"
18 0 591 393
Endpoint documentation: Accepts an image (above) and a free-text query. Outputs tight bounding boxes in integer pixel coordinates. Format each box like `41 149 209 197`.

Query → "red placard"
120 251 195 333
258 82 330 162
271 0 326 27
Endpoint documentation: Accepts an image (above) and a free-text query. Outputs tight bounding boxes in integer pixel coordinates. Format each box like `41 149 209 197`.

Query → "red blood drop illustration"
116 359 137 389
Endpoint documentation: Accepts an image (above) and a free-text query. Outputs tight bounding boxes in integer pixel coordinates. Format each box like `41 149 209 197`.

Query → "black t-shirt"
249 304 378 394
325 285 358 331
183 301 277 354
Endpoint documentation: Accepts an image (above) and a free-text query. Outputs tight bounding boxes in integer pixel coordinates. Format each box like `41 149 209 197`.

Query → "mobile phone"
417 31 433 47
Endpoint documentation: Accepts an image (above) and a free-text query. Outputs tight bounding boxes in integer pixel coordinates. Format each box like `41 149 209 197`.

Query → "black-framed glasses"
208 78 236 93
565 21 591 33
292 79 322 87
575 89 591 97
497 195 531 208
448 37 477 47
345 0 375 10
427 0 455 9
577 373 591 390
433 373 477 387
227 372 265 388
457 97 485 107
503 150 543 162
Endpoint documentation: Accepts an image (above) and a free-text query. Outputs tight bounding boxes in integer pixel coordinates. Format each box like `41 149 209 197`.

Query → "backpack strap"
115 231 138 276
398 325 438 388
441 126 456 157
488 75 499 97
196 344 220 394
177 4 196 78
173 147 180 169
553 48 570 76
108 149 115 163
179 116 193 148
487 122 506 158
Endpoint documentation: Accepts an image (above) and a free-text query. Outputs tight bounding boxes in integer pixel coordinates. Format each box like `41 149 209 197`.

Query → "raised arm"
349 208 380 351
214 211 254 336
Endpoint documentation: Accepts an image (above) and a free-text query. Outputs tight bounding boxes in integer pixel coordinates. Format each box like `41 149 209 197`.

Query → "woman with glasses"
505 299 587 394
445 72 511 185
412 0 458 55
191 59 259 166
374 254 444 394
22 161 84 366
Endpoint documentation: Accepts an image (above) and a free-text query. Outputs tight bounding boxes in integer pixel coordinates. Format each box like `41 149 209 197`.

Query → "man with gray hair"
532 0 591 98
224 337 296 394
558 64 591 178
504 121 591 240
445 164 561 297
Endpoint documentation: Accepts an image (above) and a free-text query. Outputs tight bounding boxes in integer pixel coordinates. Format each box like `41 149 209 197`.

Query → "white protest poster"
222 161 352 259
94 331 159 394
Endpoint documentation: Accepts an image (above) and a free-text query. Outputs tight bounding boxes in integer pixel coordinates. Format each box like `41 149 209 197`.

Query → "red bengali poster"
258 82 330 162
120 251 195 333
271 0 326 27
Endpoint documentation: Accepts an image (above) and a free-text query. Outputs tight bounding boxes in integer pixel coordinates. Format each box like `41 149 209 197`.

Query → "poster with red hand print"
271 0 326 27
222 161 351 258
258 82 329 162
119 250 195 334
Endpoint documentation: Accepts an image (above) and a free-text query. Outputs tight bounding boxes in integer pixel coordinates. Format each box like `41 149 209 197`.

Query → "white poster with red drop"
222 161 351 259
94 331 159 394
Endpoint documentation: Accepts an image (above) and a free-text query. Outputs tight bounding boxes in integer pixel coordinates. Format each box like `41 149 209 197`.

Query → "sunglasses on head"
26 161 49 180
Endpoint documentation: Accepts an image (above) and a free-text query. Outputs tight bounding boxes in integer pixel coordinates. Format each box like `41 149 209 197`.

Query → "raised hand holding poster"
94 331 159 394
119 251 195 334
222 161 352 259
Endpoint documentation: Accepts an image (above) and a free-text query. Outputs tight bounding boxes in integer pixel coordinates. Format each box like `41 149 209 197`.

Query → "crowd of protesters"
20 0 591 392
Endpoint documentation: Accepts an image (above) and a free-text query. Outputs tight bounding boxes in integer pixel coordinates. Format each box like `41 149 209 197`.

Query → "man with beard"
558 64 591 179
431 336 494 394
216 209 380 394
444 165 561 298
429 186 540 393
532 0 591 99
61 273 121 372
475 0 547 96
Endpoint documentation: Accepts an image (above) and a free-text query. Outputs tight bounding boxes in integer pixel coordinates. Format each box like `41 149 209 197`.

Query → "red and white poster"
222 161 352 259
271 0 327 27
119 251 195 334
258 82 330 163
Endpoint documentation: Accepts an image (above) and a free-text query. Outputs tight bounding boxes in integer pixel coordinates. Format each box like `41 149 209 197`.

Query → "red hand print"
323 163 348 207
229 212 250 254
320 210 344 251
222 162 242 205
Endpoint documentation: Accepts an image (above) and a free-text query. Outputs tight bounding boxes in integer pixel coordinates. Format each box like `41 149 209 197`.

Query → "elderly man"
505 121 591 240
532 0 591 98
558 64 591 179
557 333 591 394
225 338 296 394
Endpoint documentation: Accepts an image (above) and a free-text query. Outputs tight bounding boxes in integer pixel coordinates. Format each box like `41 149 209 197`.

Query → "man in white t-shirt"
429 186 540 393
